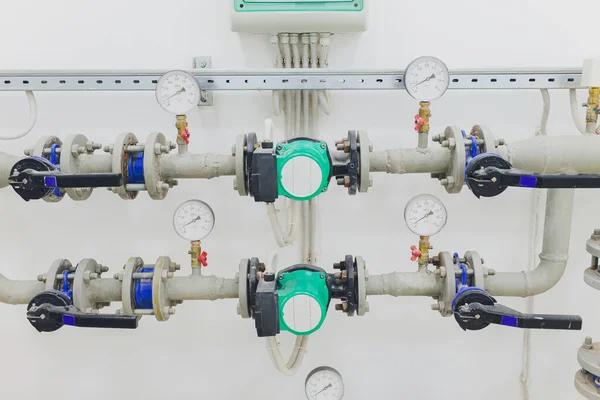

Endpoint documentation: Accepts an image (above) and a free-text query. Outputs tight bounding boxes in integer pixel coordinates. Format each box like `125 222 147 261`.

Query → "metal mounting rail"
0 68 583 92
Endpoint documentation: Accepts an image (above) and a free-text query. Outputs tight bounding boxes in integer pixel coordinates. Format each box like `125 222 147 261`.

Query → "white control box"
230 0 369 33
582 57 600 87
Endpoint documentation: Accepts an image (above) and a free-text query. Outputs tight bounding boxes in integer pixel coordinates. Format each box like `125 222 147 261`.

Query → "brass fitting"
188 240 201 268
586 87 600 128
418 101 431 134
176 115 189 144
419 236 432 265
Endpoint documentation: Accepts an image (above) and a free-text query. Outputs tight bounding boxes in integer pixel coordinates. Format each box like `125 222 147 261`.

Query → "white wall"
0 1 599 399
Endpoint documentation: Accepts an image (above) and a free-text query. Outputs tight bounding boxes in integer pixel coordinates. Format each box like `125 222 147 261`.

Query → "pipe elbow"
0 273 44 305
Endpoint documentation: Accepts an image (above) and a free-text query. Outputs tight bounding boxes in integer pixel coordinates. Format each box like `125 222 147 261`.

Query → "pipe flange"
121 257 144 315
587 238 600 259
584 268 600 291
441 127 465 194
464 251 485 290
574 369 600 399
357 130 371 193
470 125 497 154
355 256 368 316
33 135 64 203
73 258 99 311
60 134 93 201
112 133 139 200
235 134 248 196
152 256 173 321
144 133 169 200
45 259 73 291
578 339 600 379
437 252 456 317
237 259 250 318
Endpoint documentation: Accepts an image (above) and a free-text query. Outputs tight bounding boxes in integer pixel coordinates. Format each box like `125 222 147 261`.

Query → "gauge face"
173 200 215 241
156 70 201 115
305 367 345 400
404 56 450 101
404 194 447 236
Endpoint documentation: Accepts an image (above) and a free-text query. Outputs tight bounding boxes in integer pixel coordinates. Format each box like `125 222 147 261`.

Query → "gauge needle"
164 87 187 101
182 215 200 227
314 383 332 397
413 210 433 225
412 74 436 87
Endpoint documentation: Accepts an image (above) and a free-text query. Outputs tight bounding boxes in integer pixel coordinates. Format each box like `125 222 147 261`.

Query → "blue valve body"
134 267 153 310
127 152 145 184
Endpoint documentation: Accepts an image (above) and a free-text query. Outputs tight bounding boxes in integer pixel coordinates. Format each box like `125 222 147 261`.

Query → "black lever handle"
452 288 582 331
27 291 138 333
9 157 122 201
465 153 600 198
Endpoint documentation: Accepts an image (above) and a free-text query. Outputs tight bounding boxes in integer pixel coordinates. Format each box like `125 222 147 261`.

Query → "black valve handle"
465 153 600 198
453 288 582 331
9 157 122 201
27 291 138 333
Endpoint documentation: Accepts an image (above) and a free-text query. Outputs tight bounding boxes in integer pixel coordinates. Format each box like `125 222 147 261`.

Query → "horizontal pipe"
505 135 600 173
159 153 236 180
76 153 112 174
89 279 122 303
369 148 450 174
166 275 238 301
366 271 442 297
0 273 44 305
0 152 21 189
484 189 574 297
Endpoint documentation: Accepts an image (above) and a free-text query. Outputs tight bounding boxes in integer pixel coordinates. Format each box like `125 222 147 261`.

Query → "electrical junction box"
582 57 600 87
231 0 369 33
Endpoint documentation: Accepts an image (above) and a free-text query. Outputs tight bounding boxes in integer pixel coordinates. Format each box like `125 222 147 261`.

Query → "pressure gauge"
404 194 447 237
156 70 201 115
173 200 215 241
404 56 450 101
305 367 345 400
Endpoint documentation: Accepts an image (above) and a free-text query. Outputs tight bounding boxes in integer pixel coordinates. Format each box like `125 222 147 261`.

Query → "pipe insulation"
159 153 236 179
504 135 600 174
0 152 21 188
369 148 451 174
365 271 442 297
0 273 44 305
484 189 574 297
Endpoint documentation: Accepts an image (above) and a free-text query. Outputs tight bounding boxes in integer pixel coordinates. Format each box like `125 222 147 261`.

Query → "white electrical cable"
569 89 586 134
266 335 309 376
0 91 37 141
539 89 550 136
271 35 283 116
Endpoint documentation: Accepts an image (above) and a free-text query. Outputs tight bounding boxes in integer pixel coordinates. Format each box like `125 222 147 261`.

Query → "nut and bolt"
236 303 242 315
321 143 327 149
431 303 441 311
24 148 33 156
103 145 114 154
337 176 351 188
488 268 496 276
37 274 45 282
231 145 237 156
233 179 238 191
369 178 374 188
583 336 594 350
432 134 441 143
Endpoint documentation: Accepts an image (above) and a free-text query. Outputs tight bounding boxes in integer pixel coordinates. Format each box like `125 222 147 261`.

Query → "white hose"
291 34 301 138
539 89 550 136
0 91 37 141
266 335 309 376
569 89 586 134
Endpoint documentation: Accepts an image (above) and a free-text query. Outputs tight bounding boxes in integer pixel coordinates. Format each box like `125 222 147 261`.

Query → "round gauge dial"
305 367 345 400
404 56 450 101
404 194 447 236
173 200 215 241
156 70 201 115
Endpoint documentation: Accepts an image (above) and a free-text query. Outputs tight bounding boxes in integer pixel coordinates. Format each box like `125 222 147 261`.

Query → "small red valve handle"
181 128 191 144
414 115 425 132
198 251 208 267
410 245 422 262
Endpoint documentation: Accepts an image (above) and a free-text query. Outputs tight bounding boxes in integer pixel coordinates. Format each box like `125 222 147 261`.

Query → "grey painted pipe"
365 271 442 297
0 152 21 189
77 153 112 174
484 189 574 297
0 273 44 304
89 279 122 303
159 153 236 179
166 275 238 301
369 148 450 174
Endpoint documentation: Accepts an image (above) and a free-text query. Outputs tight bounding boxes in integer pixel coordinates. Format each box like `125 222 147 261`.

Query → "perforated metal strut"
0 68 583 91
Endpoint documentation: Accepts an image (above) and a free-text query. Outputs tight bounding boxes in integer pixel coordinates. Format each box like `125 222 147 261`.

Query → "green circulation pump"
276 265 330 336
276 138 332 201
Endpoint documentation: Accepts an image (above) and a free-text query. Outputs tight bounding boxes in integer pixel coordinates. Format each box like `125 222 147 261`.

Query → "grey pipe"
0 152 21 189
369 148 450 174
159 153 236 179
366 271 442 297
77 153 112 174
89 279 122 303
484 189 574 297
166 275 238 301
0 273 44 304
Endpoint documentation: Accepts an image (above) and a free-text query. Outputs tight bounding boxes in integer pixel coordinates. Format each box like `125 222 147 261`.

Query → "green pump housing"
276 265 330 336
275 137 332 201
